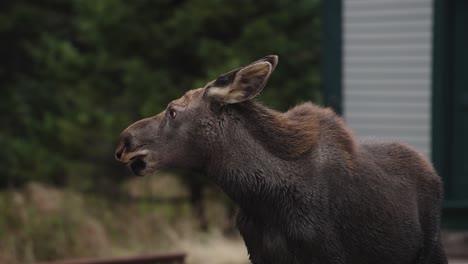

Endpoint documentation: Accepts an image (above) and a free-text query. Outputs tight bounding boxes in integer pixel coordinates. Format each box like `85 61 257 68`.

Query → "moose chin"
115 55 447 264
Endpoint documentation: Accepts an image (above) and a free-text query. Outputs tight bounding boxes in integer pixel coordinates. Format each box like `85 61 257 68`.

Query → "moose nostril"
115 147 125 160
116 131 132 161
115 150 122 160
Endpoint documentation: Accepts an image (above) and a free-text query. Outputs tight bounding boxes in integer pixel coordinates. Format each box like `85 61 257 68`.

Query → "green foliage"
0 0 321 188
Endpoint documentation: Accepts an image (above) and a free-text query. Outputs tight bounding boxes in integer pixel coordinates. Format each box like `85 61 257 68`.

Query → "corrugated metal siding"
343 0 433 156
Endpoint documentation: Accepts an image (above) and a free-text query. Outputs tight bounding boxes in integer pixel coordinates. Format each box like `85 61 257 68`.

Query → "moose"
115 56 447 264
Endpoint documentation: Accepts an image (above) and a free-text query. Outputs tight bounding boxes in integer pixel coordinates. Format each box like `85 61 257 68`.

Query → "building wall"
342 0 433 156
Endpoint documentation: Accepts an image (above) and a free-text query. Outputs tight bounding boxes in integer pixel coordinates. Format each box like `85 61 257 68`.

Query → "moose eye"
168 109 177 119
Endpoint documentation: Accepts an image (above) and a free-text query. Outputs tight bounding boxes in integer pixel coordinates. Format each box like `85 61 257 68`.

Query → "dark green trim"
432 0 468 229
321 0 343 115
431 0 453 196
441 208 468 231
444 201 468 210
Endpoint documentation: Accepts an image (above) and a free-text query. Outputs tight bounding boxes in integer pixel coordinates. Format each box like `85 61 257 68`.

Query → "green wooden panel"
431 0 453 194
442 209 468 230
432 0 468 229
450 0 468 201
321 0 342 115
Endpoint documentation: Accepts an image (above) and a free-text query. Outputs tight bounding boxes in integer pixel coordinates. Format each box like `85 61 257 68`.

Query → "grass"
0 175 249 264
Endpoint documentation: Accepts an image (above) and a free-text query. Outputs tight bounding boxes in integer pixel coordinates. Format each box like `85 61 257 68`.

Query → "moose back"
115 56 447 264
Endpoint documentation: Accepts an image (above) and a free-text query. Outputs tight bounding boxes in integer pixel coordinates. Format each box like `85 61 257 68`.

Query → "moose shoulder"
115 55 447 264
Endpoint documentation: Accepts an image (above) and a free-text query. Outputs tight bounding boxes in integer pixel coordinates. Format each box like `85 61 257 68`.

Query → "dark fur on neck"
231 101 357 162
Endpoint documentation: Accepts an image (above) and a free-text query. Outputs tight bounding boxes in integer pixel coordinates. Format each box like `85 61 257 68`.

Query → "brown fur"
235 101 356 164
115 55 447 264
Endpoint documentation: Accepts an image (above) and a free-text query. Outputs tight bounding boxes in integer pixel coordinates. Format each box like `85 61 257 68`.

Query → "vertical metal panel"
343 0 433 157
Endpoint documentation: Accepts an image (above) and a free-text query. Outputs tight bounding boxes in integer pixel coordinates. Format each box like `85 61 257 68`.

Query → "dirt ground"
450 260 468 264
177 233 468 264
177 232 468 264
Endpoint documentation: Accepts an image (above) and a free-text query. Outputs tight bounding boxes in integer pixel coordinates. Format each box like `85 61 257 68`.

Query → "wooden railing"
41 252 186 264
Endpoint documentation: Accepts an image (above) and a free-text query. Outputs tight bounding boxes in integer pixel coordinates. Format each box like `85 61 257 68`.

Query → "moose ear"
206 55 278 104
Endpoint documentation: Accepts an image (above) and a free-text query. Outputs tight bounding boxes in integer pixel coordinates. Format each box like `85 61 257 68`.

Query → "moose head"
115 55 278 176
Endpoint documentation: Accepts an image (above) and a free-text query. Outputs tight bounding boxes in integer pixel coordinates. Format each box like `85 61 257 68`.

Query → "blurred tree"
0 0 321 189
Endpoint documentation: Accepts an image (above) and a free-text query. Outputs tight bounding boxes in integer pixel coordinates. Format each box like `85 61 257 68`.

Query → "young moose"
115 56 447 264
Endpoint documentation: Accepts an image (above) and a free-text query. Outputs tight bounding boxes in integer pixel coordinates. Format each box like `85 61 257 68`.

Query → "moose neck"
206 101 357 213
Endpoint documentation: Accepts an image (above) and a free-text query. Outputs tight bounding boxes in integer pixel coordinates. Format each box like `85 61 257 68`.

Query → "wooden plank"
41 252 186 264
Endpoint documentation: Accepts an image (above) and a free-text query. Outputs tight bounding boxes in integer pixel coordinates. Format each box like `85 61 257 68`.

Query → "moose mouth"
129 158 147 176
